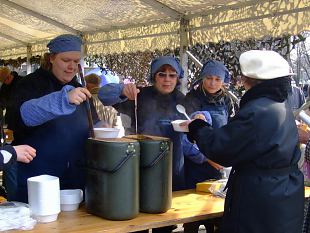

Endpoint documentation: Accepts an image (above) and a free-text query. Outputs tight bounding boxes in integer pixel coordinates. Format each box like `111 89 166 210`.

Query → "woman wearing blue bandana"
99 56 186 232
9 34 95 202
182 60 235 187
184 60 235 128
99 56 186 191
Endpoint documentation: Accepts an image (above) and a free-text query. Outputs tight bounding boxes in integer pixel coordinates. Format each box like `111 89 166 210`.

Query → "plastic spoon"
176 104 191 120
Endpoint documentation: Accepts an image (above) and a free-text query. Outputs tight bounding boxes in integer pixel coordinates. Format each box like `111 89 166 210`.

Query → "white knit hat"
239 50 294 80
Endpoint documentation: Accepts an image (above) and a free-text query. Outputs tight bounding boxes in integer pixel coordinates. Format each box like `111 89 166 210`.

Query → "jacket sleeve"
98 83 127 106
98 83 134 117
188 110 257 167
20 85 76 126
182 134 207 164
0 145 16 170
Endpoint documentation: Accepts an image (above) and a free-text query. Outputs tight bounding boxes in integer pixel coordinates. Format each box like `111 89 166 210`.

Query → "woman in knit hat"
183 50 304 233
182 60 234 232
99 56 186 233
184 60 235 128
9 34 95 202
99 56 186 191
182 60 234 190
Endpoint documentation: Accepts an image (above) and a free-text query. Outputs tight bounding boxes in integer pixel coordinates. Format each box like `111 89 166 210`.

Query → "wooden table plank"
13 190 224 233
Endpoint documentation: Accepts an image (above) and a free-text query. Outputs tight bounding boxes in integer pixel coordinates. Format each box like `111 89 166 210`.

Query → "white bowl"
60 189 83 211
93 127 120 139
171 120 189 132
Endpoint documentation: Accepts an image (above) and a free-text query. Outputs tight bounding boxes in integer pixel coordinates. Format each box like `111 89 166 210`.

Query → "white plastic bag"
208 179 227 198
0 202 37 231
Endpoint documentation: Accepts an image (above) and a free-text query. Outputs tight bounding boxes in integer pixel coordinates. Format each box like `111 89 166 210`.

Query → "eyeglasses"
157 72 178 79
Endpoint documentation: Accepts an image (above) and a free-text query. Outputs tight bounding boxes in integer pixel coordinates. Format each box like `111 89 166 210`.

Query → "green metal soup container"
125 135 172 214
85 138 140 220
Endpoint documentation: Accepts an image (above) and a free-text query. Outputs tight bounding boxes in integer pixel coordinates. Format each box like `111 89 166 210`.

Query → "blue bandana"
200 60 230 83
149 56 184 82
47 34 82 53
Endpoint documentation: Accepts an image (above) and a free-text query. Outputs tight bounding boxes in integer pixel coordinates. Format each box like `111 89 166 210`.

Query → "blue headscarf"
200 60 230 83
47 34 82 53
149 56 184 82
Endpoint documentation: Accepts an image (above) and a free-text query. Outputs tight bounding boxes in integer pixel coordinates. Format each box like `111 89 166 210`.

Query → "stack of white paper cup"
27 175 60 223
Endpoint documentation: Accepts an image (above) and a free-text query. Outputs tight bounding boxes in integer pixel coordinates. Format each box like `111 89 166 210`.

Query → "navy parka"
188 82 304 233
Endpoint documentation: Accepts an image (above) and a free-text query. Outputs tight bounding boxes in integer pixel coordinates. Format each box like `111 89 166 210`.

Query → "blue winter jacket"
99 84 187 191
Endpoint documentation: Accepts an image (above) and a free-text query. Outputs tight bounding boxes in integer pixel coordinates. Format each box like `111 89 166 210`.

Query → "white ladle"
176 104 191 120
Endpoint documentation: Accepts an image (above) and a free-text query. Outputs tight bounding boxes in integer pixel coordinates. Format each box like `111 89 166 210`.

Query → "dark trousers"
3 161 17 201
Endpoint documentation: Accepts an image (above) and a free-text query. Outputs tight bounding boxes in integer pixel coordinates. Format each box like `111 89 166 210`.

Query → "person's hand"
297 125 310 144
13 145 36 163
181 118 211 143
122 83 140 100
207 159 223 170
68 87 92 105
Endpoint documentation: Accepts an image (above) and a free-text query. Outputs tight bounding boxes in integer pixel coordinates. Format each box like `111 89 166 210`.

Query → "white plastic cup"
27 175 60 223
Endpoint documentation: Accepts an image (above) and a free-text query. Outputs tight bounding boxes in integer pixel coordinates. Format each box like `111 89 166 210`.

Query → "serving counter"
11 189 224 233
10 187 310 233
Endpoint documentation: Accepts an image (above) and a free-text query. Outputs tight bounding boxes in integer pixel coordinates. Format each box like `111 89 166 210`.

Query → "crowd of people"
0 34 308 233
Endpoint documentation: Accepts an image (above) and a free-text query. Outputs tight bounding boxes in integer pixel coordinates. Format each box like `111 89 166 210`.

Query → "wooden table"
15 190 224 233
11 187 310 233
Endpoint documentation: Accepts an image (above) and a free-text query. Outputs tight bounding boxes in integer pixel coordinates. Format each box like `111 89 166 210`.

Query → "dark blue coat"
189 96 304 233
10 68 90 202
182 85 234 187
99 84 186 191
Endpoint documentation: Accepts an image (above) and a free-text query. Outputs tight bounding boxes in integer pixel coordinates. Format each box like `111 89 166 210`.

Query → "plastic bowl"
93 127 120 139
60 189 83 211
171 120 189 132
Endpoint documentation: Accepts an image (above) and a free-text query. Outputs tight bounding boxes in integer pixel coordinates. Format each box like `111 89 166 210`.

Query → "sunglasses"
157 72 178 79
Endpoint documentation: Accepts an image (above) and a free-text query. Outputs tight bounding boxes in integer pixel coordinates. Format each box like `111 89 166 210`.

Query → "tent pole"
26 44 32 75
179 18 190 94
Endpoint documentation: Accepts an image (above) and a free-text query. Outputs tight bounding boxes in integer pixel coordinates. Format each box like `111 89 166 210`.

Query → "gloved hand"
186 119 210 143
